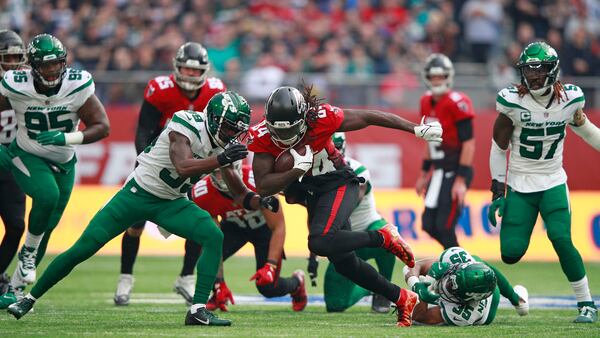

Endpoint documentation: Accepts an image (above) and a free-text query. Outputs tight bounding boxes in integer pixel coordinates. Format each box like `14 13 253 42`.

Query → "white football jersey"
347 157 382 231
0 109 17 145
0 68 94 163
437 247 494 326
496 84 585 192
133 110 222 200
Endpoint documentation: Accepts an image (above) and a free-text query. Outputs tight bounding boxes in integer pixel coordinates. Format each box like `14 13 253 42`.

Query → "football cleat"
0 286 24 309
371 293 391 314
378 224 415 268
7 296 35 319
513 285 529 316
290 270 307 312
574 305 598 323
114 274 134 306
174 275 195 305
16 246 37 284
0 273 9 294
393 288 419 327
184 307 232 326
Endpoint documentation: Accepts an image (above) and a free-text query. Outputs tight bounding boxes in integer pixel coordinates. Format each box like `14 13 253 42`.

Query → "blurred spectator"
562 25 597 76
461 0 503 63
240 54 285 103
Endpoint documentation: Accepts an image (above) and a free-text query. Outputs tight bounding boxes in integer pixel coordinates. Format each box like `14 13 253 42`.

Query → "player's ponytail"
300 81 323 123
516 80 567 103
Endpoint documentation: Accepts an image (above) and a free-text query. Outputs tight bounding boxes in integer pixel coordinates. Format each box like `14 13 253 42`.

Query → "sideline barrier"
1 187 599 261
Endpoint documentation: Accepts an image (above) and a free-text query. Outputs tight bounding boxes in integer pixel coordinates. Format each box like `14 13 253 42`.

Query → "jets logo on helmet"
332 132 346 155
27 34 67 88
435 262 497 304
206 91 251 148
0 29 26 76
265 86 308 149
517 42 560 95
423 53 454 96
173 42 210 91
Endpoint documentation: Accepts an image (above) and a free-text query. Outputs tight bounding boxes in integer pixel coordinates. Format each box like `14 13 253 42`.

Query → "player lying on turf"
189 162 307 312
7 92 278 327
305 132 397 314
248 85 442 327
403 246 528 326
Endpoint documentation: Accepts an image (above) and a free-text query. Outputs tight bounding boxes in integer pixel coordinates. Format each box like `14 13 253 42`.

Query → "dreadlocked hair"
300 81 324 123
516 80 568 103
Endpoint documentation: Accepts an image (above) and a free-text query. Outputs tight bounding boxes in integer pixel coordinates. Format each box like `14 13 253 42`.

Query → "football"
274 145 307 173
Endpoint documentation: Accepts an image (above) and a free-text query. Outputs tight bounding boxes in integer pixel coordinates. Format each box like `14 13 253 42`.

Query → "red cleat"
394 288 419 327
290 270 307 312
378 224 415 267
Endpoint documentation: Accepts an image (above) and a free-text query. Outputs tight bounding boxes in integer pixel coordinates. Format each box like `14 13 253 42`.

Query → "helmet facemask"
210 111 249 148
31 58 67 88
423 54 454 96
434 262 497 304
265 119 307 148
519 61 559 95
0 50 26 75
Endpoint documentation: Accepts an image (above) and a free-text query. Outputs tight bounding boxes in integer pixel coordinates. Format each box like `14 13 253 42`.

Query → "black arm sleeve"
456 118 474 142
135 100 163 155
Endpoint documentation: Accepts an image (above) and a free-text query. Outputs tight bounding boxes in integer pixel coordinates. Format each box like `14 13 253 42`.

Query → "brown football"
274 145 307 173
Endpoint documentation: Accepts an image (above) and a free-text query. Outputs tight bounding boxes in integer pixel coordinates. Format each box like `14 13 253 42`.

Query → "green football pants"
501 183 585 281
31 179 223 304
323 219 396 312
8 142 75 264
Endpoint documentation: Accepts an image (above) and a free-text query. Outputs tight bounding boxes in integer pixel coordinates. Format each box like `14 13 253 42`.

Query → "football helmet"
434 262 497 304
27 34 67 88
210 160 243 193
422 53 454 95
0 29 26 76
332 132 346 155
264 86 308 148
206 91 251 148
517 41 560 95
173 42 210 91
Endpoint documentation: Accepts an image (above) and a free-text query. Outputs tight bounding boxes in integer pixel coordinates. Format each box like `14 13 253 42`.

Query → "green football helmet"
27 34 67 88
435 262 497 304
206 91 251 148
516 41 560 93
332 132 346 155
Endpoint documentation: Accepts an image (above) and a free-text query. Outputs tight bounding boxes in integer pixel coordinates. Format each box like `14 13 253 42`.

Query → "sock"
25 293 36 301
570 276 594 306
24 232 44 250
9 270 26 291
190 303 206 313
121 232 140 274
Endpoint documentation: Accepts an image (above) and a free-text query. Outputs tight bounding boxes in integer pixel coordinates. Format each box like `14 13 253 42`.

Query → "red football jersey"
144 74 227 127
420 90 474 169
248 104 346 177
190 165 266 229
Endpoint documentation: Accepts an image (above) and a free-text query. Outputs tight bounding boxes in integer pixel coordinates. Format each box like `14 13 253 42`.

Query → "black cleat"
371 293 391 314
7 297 35 319
184 307 232 326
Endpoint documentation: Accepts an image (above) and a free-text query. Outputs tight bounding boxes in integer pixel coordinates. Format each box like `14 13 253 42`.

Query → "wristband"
456 165 473 180
243 191 258 210
421 159 432 171
407 276 419 289
64 131 84 145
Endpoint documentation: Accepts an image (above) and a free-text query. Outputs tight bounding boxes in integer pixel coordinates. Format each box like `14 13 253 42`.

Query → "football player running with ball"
488 42 599 323
248 85 442 327
403 247 528 326
0 34 110 308
7 92 273 327
114 42 227 306
190 163 305 312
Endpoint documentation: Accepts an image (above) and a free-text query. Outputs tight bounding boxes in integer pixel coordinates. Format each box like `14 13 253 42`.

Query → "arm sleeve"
456 118 474 142
489 139 507 183
135 100 163 154
569 117 600 151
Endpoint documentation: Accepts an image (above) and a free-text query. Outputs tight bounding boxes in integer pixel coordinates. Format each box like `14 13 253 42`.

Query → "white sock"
24 232 44 250
25 293 37 301
9 270 26 290
190 303 206 313
570 276 593 303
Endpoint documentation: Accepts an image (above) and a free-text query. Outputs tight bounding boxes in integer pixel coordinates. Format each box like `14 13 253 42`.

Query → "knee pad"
501 254 523 264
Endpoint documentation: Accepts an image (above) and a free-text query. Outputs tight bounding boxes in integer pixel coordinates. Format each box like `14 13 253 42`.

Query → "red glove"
250 263 277 286
209 281 235 312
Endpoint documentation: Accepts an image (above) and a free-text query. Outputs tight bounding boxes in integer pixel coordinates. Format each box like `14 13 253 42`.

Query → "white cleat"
16 246 37 284
514 285 529 316
114 274 134 306
174 275 195 305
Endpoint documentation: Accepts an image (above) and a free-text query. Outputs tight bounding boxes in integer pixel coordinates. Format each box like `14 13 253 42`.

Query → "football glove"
307 254 318 287
414 117 443 143
488 179 506 227
0 144 12 170
427 262 450 280
36 131 66 146
259 195 280 213
291 145 313 173
217 143 248 166
250 263 277 286
208 281 235 312
412 281 439 304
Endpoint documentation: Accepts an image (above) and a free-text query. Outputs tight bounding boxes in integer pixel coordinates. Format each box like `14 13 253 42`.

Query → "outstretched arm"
570 108 600 151
338 109 417 133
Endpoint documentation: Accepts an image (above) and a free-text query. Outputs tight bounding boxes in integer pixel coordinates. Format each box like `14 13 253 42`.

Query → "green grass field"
1 255 599 337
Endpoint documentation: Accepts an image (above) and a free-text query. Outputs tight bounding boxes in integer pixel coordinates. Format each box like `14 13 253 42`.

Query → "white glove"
290 145 313 173
414 116 443 143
